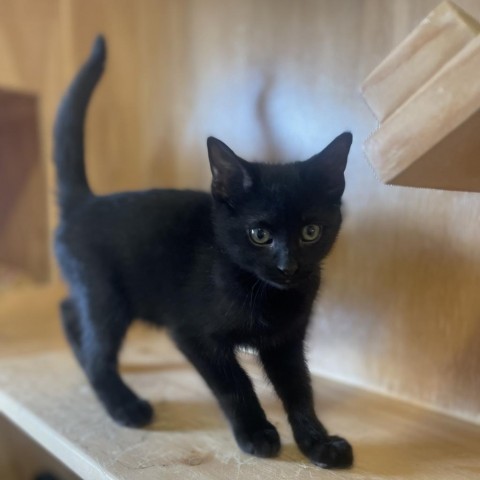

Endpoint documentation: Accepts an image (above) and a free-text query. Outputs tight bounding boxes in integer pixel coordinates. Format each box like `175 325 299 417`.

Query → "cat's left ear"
207 137 253 206
304 132 353 199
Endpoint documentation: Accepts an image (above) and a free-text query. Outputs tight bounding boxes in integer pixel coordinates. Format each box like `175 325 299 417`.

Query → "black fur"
54 36 354 468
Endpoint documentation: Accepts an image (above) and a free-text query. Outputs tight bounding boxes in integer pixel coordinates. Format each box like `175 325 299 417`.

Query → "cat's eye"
301 224 323 243
248 227 272 245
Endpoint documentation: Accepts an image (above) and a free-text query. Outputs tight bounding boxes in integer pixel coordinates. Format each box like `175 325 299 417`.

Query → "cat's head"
207 133 352 290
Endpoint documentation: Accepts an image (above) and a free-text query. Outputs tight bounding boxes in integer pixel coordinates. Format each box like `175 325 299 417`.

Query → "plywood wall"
0 0 479 422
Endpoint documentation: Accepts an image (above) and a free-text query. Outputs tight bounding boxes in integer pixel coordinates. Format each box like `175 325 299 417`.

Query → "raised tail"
54 35 106 216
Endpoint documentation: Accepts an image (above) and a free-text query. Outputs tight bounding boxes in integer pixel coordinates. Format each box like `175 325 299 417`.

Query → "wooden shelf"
361 1 480 192
1 285 480 479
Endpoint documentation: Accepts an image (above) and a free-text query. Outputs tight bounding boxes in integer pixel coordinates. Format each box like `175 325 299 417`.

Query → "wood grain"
0 415 79 480
361 1 480 121
363 2 480 192
1 285 480 480
0 0 479 422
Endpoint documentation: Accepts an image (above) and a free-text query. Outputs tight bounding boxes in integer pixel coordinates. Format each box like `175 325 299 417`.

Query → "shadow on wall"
255 74 285 161
310 214 480 418
182 63 359 177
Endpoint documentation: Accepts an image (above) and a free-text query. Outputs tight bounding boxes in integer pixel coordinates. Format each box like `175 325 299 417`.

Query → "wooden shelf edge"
1 347 480 479
0 391 111 480
364 34 480 192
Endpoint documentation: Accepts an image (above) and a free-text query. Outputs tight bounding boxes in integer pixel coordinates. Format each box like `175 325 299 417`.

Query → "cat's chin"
259 271 317 291
263 278 294 291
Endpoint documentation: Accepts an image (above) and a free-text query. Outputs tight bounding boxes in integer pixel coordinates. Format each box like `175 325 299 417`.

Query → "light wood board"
362 2 480 192
1 285 480 480
0 414 80 480
361 1 480 122
0 0 479 423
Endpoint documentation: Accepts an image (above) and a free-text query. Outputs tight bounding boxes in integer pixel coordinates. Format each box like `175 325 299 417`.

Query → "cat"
54 36 353 469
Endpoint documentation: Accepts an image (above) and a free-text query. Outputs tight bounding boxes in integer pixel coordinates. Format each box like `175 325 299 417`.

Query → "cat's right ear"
304 132 352 199
207 137 253 206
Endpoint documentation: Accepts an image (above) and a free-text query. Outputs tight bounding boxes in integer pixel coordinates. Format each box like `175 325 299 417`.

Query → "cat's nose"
277 258 298 276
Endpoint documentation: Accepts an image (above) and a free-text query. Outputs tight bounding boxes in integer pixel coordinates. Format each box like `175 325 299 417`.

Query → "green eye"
301 224 322 243
248 227 272 245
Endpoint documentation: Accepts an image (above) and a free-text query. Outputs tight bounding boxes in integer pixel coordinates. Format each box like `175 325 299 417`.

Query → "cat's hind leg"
67 277 153 428
60 297 84 364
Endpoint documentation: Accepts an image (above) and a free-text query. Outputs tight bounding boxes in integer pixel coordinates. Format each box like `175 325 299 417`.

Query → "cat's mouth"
260 269 314 290
264 278 293 290
262 273 305 290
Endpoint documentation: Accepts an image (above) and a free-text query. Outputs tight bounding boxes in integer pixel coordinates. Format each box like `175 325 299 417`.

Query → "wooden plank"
361 1 480 121
364 34 480 191
59 0 480 423
2 349 480 480
1 285 480 479
0 415 80 480
1 0 480 429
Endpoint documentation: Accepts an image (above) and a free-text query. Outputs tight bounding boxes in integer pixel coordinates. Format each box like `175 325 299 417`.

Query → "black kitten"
54 36 353 469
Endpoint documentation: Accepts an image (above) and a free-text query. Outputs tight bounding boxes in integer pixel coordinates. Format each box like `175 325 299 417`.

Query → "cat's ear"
207 137 253 205
304 132 352 199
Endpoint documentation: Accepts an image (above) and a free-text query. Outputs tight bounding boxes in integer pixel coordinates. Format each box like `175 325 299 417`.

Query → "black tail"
54 35 106 216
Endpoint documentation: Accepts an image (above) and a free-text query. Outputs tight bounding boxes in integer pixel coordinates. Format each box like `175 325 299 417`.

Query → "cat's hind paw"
235 423 281 458
110 398 154 428
307 435 353 469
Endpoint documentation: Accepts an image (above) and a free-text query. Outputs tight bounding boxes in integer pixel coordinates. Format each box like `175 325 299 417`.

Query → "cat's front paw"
235 422 281 458
304 435 353 469
109 398 154 428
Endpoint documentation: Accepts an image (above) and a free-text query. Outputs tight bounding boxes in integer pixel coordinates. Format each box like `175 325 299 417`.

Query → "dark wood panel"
0 90 48 281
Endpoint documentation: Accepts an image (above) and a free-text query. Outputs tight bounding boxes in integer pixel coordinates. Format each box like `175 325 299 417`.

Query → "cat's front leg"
173 334 280 458
259 340 353 468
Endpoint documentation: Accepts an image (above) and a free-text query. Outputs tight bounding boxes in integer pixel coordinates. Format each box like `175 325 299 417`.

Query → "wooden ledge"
1 285 480 479
361 1 480 192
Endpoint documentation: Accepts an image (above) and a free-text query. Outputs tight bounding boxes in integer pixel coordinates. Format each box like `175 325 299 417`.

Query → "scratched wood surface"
0 0 479 426
1 285 480 480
